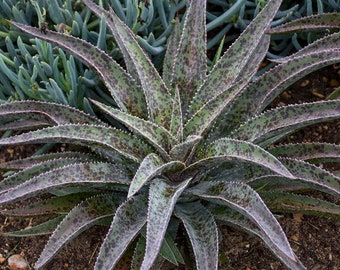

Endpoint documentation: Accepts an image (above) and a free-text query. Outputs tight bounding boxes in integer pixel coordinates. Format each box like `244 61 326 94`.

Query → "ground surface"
0 65 339 269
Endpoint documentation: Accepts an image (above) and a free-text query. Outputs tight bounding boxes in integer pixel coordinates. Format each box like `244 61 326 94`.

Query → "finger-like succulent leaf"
175 202 218 270
9 21 147 117
260 191 340 217
0 124 151 161
35 194 125 268
95 195 147 270
0 162 130 204
188 0 282 118
269 143 340 162
189 181 300 267
171 0 207 112
141 178 190 270
267 13 340 34
233 100 340 145
91 99 177 156
83 0 173 128
128 154 185 198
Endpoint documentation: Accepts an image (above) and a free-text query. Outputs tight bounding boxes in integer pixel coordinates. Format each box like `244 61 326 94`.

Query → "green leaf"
141 178 190 270
267 13 340 34
91 100 177 156
187 0 282 119
1 193 93 217
83 0 173 129
94 195 147 270
171 0 207 112
128 154 185 198
0 124 151 162
269 143 340 162
260 191 340 217
184 139 293 179
5 216 65 237
10 21 147 117
35 194 124 268
233 100 340 145
210 205 306 270
175 202 218 270
189 181 301 268
170 135 202 162
0 162 130 204
170 85 183 141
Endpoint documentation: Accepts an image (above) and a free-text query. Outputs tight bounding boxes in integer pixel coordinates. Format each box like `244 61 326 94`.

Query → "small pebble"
7 254 28 270
0 254 5 264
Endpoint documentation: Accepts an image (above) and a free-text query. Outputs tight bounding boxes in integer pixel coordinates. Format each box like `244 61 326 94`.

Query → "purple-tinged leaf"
183 139 294 179
232 100 340 145
260 191 340 217
0 151 97 170
163 18 181 90
0 158 88 194
269 143 340 162
0 100 104 127
83 0 173 129
170 86 183 141
184 35 270 137
128 154 185 198
10 21 147 117
267 13 340 34
225 49 340 131
1 193 92 217
171 0 207 113
0 124 152 162
0 162 130 204
5 216 65 237
211 205 306 270
170 135 202 163
141 178 190 270
91 100 177 156
175 203 218 270
94 195 147 270
187 0 282 119
189 181 301 269
35 194 125 268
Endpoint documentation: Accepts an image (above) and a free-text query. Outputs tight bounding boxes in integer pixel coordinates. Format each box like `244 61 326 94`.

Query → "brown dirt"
0 65 339 270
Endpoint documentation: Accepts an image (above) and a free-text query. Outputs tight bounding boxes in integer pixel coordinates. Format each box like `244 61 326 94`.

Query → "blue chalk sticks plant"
0 0 340 269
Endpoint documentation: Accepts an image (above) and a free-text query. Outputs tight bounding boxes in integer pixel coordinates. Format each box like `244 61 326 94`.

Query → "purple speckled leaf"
10 22 147 118
35 194 125 268
175 202 218 270
83 0 173 129
141 178 190 270
189 181 301 269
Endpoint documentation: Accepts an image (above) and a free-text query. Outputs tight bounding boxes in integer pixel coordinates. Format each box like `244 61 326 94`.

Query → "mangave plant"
0 0 340 269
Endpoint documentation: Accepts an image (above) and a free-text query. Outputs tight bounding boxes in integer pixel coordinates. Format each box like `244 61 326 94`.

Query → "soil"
0 64 339 270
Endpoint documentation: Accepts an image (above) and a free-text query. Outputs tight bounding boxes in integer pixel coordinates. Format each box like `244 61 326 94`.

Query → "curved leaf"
35 194 124 268
0 124 151 162
128 153 185 198
232 100 340 144
141 178 190 270
94 195 147 270
189 181 301 268
170 135 202 162
10 21 146 117
0 162 130 204
83 0 173 129
175 202 218 270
